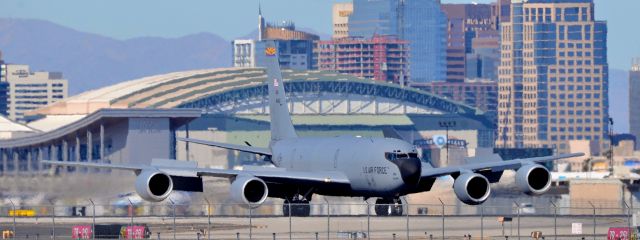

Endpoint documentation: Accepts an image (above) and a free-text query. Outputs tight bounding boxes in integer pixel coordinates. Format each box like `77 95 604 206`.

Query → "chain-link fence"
0 201 637 239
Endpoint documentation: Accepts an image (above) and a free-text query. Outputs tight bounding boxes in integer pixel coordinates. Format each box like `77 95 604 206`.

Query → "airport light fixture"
439 121 456 166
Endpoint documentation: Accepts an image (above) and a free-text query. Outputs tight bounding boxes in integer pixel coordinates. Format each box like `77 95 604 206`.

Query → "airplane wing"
177 137 272 156
40 160 349 187
420 153 584 179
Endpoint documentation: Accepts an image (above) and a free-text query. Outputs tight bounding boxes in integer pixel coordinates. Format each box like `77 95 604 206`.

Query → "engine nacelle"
230 175 269 208
516 164 551 195
134 170 173 202
453 173 491 205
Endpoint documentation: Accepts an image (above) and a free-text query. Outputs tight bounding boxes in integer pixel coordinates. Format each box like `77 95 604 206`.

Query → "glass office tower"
497 0 609 153
349 0 446 83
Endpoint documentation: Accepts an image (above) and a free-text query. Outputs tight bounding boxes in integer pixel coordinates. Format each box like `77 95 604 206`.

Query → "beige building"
332 3 353 39
497 0 609 152
5 64 68 122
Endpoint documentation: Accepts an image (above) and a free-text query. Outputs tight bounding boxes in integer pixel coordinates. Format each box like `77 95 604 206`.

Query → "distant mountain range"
0 18 630 132
0 18 232 94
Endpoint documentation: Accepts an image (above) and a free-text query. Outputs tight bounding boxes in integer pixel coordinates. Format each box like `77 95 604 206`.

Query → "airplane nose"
394 158 422 186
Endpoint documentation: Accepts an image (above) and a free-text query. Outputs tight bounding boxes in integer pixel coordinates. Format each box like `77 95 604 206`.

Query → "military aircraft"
43 41 582 217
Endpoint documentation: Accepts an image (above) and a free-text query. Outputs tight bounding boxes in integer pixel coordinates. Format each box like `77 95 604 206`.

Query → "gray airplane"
43 42 582 216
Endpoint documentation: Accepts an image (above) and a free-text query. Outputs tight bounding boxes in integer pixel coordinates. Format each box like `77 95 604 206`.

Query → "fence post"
9 199 16 236
513 201 520 240
549 200 557 240
49 200 55 240
89 199 95 240
366 200 370 239
481 205 484 240
624 200 632 239
288 200 292 240
127 198 135 239
405 198 409 240
589 201 596 240
249 204 253 240
169 199 176 240
324 198 330 240
438 198 444 240
205 198 212 240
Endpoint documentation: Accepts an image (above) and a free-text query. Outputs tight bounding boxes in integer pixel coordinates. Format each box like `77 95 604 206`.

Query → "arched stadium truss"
179 80 482 118
30 68 490 123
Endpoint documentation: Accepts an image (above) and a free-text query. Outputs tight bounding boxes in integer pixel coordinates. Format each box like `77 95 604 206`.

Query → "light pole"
439 121 456 166
609 117 614 173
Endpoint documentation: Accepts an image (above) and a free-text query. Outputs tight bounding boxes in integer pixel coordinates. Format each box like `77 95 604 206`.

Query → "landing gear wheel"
374 198 404 216
283 199 311 217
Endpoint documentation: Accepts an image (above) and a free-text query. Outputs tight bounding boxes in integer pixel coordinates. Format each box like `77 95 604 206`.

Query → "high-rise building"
630 59 640 150
0 52 8 116
348 0 447 83
0 82 7 116
466 36 500 81
258 6 319 41
442 3 498 83
403 0 447 83
5 64 68 122
497 0 511 24
411 80 498 112
232 39 316 71
333 3 353 39
315 36 409 82
0 51 5 82
497 0 609 153
233 9 317 70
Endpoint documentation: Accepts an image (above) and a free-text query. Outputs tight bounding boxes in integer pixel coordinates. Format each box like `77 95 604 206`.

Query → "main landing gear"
283 195 311 217
374 198 404 216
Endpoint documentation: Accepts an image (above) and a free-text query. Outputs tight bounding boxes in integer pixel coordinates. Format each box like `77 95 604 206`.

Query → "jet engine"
515 164 551 195
453 173 491 205
134 170 174 202
230 175 269 208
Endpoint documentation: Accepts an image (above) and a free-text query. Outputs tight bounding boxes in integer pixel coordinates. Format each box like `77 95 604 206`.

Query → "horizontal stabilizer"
177 137 272 156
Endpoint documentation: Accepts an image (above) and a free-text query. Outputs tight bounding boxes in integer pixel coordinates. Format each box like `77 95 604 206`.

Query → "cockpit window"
385 152 397 161
385 152 419 161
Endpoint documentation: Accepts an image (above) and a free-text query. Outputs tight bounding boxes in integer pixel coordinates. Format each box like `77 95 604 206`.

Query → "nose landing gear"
374 198 404 216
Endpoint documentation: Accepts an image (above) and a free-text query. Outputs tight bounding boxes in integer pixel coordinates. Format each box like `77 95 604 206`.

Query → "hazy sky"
0 0 638 69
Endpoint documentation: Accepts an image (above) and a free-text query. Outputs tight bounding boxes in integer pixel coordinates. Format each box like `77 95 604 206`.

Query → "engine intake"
230 176 269 208
516 164 551 195
453 173 491 205
134 170 173 202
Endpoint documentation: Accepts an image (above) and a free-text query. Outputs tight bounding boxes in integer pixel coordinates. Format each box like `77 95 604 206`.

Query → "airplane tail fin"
260 41 297 142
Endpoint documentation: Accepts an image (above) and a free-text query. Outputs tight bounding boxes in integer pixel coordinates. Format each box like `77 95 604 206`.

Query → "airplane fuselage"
271 136 423 197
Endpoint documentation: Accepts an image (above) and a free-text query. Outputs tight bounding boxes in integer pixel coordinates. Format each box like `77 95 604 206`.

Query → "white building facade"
4 64 68 122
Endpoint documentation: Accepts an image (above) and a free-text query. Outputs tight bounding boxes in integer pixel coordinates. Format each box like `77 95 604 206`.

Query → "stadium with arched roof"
29 67 487 119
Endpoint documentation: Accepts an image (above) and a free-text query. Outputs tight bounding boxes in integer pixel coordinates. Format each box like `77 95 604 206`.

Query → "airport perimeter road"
0 215 627 239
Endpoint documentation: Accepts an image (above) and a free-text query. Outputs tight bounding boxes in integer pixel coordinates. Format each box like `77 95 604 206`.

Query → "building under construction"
315 36 409 82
